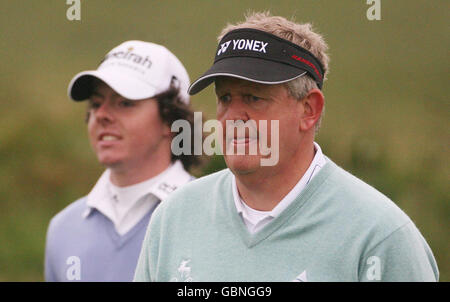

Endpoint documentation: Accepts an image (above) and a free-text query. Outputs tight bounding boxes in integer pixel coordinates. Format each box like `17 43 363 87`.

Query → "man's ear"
299 88 324 131
163 122 173 138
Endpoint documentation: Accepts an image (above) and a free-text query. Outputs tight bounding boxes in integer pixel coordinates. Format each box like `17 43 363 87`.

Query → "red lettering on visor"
291 55 322 81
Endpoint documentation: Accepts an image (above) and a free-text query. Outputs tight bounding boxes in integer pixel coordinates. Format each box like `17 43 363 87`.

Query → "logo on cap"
217 41 231 55
101 46 153 70
217 39 268 56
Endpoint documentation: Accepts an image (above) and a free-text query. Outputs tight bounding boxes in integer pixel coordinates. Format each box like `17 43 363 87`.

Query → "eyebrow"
90 90 121 99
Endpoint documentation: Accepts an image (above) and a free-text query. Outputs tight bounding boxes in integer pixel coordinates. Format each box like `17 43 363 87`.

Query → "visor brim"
188 57 308 95
68 70 157 101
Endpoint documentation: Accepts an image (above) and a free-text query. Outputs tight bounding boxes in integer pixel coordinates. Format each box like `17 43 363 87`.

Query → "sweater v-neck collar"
225 158 338 248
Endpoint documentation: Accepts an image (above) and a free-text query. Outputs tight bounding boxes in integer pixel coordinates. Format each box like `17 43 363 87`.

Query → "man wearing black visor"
135 12 438 282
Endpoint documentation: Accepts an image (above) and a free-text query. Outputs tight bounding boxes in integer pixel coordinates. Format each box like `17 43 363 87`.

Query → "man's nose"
94 101 114 124
220 98 250 122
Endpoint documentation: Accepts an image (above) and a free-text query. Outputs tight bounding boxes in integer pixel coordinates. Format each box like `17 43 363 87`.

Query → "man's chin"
97 155 123 168
225 154 261 176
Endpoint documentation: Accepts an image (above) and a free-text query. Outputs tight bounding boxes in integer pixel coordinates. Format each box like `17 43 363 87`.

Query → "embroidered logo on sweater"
292 270 308 282
170 259 193 282
66 256 81 281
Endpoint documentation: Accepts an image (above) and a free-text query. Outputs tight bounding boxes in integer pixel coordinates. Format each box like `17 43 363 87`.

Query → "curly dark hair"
154 87 203 171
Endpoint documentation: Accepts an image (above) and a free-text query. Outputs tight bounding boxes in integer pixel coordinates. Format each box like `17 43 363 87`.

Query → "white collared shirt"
83 160 192 235
232 142 327 234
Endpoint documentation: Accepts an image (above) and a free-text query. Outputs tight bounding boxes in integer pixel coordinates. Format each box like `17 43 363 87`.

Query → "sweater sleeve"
358 221 439 281
133 241 151 281
133 223 153 281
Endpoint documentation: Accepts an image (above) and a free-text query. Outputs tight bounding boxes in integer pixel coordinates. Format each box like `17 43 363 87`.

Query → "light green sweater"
134 159 438 282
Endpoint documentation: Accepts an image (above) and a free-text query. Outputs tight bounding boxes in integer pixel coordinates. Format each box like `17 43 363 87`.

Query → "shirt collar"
232 175 246 215
150 160 193 200
269 142 326 217
82 160 192 219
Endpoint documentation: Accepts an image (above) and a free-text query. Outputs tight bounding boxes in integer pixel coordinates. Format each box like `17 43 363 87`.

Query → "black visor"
188 28 325 95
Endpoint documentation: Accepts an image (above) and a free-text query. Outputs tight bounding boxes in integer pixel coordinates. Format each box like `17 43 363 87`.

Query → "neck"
108 154 172 187
235 140 315 211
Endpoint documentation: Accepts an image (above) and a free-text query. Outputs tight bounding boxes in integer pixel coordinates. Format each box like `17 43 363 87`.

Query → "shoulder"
165 168 231 205
151 168 232 219
47 197 88 235
312 159 438 279
186 168 231 188
323 160 412 235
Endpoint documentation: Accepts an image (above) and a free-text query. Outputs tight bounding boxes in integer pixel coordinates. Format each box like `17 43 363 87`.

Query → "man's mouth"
100 135 120 141
97 133 122 144
231 136 257 144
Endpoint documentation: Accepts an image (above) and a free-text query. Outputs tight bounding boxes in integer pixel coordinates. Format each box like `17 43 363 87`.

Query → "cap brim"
188 57 307 95
68 69 158 101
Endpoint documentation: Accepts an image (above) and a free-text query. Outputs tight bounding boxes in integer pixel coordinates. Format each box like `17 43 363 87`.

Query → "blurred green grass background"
0 0 448 281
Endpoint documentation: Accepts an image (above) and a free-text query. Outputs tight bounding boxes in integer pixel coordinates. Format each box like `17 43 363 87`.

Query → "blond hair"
219 11 329 130
218 12 329 76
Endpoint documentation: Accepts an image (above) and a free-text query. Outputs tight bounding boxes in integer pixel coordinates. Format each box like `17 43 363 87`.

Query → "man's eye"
245 94 262 102
218 94 231 103
119 100 135 107
89 101 101 109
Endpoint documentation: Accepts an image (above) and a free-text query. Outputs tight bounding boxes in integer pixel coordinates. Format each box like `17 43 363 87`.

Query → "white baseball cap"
68 40 190 104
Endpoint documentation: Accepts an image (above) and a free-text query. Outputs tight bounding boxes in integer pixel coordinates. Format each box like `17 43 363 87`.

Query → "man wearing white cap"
45 40 199 281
